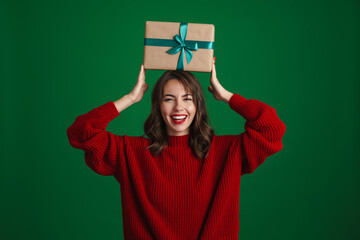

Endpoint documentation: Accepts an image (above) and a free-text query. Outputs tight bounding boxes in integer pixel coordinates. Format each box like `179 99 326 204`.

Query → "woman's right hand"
128 64 149 103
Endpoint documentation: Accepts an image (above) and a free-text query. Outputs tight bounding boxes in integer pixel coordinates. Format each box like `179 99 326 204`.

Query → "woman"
67 59 286 240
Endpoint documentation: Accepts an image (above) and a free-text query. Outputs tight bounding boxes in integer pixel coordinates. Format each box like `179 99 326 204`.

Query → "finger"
211 63 217 81
138 65 143 77
211 65 222 87
138 65 145 82
144 84 149 92
208 85 213 93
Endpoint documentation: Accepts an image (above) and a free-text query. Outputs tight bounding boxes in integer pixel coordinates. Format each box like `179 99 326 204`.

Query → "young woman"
67 59 286 240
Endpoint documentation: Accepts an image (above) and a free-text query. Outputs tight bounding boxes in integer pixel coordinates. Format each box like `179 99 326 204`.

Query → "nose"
173 100 184 111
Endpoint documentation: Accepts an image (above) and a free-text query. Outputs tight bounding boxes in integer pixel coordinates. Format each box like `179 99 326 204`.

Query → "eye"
184 98 192 101
164 98 173 102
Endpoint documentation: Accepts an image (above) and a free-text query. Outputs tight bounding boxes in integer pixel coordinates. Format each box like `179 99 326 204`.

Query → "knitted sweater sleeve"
229 94 286 176
67 101 122 176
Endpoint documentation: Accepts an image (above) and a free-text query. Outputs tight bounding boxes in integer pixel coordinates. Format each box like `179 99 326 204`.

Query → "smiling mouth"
171 115 187 124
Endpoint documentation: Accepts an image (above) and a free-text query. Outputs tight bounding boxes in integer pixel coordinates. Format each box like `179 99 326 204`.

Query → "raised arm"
114 64 148 112
208 58 286 175
67 64 149 176
207 57 234 104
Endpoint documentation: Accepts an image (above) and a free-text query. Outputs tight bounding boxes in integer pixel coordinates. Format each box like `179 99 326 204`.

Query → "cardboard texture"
143 21 215 72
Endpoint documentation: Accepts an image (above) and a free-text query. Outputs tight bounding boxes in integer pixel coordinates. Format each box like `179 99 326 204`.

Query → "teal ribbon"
166 23 197 70
144 22 214 70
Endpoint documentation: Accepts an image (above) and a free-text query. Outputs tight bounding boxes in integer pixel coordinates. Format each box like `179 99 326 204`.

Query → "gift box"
143 21 215 72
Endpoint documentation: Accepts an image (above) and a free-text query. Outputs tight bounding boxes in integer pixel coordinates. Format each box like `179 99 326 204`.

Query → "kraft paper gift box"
143 21 215 72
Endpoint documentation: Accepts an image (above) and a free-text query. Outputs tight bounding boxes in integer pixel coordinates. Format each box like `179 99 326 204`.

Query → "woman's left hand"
208 57 234 104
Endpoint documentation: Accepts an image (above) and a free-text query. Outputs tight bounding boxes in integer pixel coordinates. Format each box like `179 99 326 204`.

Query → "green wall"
1 0 359 239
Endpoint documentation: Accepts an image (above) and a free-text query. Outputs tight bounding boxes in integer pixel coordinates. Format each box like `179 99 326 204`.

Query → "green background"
1 0 359 239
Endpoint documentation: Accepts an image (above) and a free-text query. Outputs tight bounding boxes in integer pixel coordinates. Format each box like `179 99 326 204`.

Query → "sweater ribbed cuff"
94 101 120 123
229 93 248 115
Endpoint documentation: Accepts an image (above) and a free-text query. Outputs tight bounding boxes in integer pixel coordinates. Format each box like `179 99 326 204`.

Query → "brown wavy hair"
143 70 214 160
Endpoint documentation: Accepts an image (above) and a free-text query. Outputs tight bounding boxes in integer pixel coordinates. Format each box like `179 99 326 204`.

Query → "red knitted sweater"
67 93 286 240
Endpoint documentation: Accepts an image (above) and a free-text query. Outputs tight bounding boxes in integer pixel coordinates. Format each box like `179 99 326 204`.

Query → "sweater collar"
167 134 189 147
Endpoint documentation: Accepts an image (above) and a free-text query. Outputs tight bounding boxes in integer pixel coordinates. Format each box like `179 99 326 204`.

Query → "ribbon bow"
166 23 198 70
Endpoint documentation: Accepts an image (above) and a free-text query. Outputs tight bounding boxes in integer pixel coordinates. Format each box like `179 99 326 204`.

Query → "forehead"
163 79 191 95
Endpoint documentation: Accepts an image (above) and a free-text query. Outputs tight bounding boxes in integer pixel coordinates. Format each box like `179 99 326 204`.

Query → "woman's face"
160 79 196 136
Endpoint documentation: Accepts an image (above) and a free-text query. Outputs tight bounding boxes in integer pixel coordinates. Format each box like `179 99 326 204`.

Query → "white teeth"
171 116 186 120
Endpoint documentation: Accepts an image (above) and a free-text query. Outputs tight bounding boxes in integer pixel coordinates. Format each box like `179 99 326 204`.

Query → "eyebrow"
163 94 192 98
